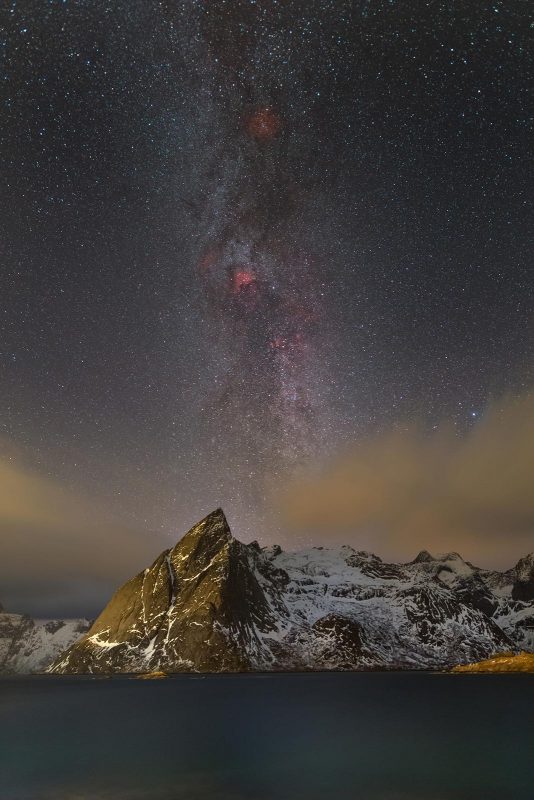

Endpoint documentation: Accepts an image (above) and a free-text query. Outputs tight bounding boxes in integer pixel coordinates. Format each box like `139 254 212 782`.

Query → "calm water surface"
0 673 533 800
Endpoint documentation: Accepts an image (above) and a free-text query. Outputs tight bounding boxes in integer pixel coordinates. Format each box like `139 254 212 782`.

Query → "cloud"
280 393 534 568
0 458 166 617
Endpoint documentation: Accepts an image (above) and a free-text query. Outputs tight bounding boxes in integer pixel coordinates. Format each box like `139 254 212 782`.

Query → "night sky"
1 1 533 613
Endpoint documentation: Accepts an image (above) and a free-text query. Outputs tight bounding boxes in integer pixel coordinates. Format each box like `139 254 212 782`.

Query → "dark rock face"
453 574 499 617
394 581 512 664
312 614 364 667
402 583 461 627
513 582 534 601
516 615 534 631
346 552 402 581
48 511 534 674
511 555 534 601
411 550 434 564
0 612 33 671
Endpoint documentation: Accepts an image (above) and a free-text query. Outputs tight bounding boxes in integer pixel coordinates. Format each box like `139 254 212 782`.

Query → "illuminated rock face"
453 651 534 673
49 510 534 674
50 510 278 674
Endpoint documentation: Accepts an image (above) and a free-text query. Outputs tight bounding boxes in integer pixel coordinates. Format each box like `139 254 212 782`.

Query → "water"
0 673 533 800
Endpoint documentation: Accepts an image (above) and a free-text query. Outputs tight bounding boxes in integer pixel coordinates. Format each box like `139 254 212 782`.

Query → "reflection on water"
1 673 533 800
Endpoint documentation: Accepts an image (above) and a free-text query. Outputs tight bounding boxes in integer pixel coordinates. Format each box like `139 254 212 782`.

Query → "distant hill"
46 509 534 674
0 609 90 673
453 651 534 672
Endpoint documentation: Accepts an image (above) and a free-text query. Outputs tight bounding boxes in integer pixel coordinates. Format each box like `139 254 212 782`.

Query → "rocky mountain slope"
0 603 90 673
49 509 534 673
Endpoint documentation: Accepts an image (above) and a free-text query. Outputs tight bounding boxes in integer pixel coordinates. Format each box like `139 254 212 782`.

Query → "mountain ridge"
47 509 534 674
0 609 90 673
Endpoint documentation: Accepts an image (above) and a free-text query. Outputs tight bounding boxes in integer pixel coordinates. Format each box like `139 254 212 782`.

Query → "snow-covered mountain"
0 603 90 673
49 509 534 673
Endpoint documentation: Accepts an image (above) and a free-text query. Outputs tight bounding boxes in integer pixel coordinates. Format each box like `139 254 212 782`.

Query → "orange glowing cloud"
0 456 165 616
279 392 534 568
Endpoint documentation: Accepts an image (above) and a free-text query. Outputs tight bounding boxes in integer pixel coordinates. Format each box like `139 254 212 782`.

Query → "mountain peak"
411 550 434 563
49 508 275 674
167 508 233 581
164 508 234 591
171 508 232 558
411 550 468 565
435 552 464 562
515 552 534 569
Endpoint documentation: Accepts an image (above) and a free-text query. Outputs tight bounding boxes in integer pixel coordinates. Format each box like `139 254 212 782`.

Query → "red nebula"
231 268 257 293
246 107 282 140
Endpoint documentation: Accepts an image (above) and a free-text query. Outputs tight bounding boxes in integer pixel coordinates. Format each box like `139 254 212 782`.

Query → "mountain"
50 509 278 673
49 509 534 673
0 606 90 673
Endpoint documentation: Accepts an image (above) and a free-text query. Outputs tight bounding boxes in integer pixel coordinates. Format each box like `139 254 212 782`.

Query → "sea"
0 672 533 800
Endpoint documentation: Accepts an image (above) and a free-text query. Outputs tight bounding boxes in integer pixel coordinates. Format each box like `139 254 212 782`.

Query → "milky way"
195 97 332 466
1 0 532 555
167 3 345 529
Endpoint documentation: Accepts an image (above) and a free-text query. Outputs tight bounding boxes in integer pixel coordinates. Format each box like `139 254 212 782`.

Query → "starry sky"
1 0 533 614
